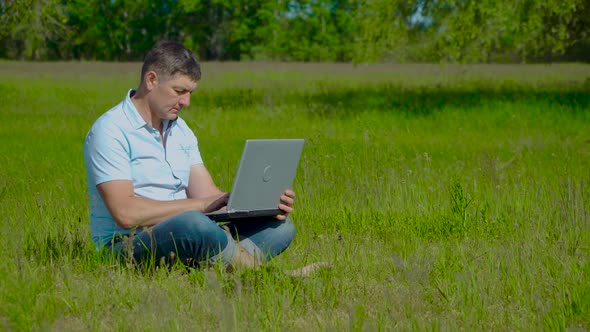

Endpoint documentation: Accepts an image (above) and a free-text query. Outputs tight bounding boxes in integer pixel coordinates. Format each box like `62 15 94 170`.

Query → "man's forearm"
97 180 227 230
113 196 206 229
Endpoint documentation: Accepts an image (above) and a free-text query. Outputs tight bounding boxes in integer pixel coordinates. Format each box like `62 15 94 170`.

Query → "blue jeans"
108 210 296 267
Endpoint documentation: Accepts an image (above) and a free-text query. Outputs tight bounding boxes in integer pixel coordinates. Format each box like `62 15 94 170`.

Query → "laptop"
206 139 304 221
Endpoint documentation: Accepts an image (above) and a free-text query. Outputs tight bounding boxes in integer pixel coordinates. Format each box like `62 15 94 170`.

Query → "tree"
64 0 185 61
178 0 267 61
0 0 68 60
252 0 359 61
1 0 588 62
355 0 590 62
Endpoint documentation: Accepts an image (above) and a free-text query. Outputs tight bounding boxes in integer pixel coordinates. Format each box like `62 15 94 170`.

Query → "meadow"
0 62 589 331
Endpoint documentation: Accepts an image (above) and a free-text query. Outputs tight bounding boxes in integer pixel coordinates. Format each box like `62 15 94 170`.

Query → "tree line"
1 0 588 62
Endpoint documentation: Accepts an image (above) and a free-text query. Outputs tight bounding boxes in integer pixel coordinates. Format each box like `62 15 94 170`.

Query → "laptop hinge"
231 210 250 217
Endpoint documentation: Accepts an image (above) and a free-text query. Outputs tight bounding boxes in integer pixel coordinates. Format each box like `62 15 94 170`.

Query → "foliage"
0 0 68 59
420 0 590 62
62 0 185 60
0 0 588 62
253 0 359 61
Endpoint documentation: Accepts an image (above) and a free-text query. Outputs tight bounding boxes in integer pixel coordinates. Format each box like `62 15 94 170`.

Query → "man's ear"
144 71 158 91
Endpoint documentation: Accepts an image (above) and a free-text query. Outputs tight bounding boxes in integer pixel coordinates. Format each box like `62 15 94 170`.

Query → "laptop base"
206 209 283 221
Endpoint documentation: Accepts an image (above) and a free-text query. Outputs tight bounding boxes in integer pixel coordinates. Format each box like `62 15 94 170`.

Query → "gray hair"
141 40 201 82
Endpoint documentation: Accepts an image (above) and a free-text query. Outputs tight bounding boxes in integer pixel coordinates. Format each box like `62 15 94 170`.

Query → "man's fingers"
280 194 294 206
215 192 229 205
276 190 295 220
203 192 230 212
279 203 293 214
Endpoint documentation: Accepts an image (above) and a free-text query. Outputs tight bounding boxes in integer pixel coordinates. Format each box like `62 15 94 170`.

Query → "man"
84 41 296 270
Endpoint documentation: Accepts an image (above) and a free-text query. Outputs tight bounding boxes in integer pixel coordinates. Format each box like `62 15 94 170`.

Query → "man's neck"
130 90 162 132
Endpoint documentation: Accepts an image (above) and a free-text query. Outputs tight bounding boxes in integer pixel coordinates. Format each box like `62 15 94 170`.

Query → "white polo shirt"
84 90 203 247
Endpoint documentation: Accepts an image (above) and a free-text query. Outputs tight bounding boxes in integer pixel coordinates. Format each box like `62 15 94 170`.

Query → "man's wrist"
191 198 207 212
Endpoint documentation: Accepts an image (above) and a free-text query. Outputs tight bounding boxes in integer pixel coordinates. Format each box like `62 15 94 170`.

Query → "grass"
0 62 589 330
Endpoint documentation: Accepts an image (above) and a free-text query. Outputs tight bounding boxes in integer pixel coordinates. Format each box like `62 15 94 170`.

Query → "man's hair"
141 40 201 82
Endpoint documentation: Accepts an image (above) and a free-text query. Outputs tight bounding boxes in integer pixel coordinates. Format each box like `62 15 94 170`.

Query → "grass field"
0 62 589 331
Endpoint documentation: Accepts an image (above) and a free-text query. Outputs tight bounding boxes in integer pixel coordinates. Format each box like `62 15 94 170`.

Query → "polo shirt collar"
123 89 149 130
163 118 178 131
122 89 179 131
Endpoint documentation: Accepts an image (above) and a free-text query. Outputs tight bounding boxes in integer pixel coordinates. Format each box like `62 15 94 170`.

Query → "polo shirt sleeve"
84 122 132 186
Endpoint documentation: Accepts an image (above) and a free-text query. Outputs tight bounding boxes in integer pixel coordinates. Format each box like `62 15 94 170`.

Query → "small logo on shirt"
179 144 194 158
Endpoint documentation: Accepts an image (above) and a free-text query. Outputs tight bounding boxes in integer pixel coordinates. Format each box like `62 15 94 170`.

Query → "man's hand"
202 192 230 213
276 189 295 220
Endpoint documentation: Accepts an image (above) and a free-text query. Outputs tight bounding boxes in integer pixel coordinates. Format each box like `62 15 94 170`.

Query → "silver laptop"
206 139 304 221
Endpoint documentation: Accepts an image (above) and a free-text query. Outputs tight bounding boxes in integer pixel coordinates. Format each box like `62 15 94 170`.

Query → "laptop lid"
225 139 304 212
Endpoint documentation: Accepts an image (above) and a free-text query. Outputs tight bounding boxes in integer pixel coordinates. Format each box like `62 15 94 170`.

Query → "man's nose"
179 93 191 107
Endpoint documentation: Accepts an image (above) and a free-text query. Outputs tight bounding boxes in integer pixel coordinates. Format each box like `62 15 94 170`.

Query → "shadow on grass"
194 81 590 118
2 80 589 119
295 81 590 117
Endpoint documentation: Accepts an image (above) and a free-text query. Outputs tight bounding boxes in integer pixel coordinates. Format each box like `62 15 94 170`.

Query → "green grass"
0 62 589 330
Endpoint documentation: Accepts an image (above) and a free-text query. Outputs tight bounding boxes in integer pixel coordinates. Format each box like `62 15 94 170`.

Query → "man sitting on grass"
83 41 297 271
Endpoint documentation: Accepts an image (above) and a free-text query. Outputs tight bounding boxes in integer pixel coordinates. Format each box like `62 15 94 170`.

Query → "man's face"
147 73 197 122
